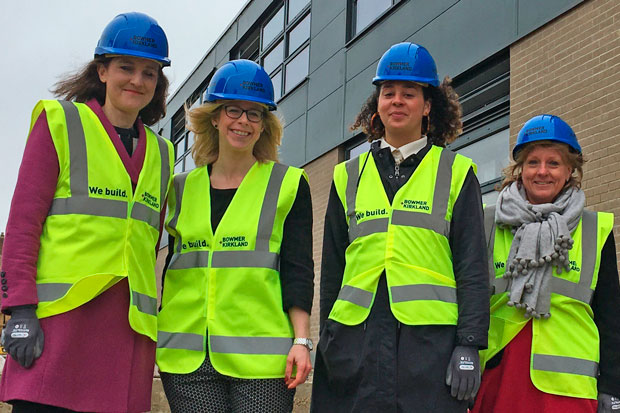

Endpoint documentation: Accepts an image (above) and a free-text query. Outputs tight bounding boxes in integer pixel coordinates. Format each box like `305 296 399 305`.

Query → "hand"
1 306 44 368
284 344 312 389
598 393 620 412
445 345 481 401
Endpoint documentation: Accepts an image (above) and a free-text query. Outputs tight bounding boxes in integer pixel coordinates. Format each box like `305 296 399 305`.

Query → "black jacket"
311 142 489 412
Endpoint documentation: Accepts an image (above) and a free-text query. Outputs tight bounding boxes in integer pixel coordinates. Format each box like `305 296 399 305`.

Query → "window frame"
346 0 404 44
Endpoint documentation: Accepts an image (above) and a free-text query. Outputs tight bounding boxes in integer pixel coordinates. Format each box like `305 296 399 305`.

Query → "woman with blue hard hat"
156 59 314 412
311 42 489 412
472 115 620 413
0 12 173 412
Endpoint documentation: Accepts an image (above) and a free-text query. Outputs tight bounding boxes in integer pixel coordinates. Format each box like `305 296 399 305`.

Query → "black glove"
598 393 620 413
445 345 481 401
1 305 44 368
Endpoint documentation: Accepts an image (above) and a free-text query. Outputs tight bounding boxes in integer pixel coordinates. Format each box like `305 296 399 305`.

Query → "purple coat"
0 100 162 412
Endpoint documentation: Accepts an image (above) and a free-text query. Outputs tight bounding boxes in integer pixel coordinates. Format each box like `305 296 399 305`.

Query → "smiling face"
521 145 573 204
377 80 431 144
212 100 265 156
97 56 160 126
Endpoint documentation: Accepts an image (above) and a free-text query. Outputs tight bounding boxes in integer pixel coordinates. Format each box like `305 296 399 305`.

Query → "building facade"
155 0 620 347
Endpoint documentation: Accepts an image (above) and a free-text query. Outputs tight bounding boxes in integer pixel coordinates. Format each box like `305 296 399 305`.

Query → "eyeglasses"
223 105 264 123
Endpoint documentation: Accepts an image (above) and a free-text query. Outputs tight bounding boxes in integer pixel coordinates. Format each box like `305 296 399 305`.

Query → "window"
349 0 402 39
231 0 311 100
347 136 371 159
171 77 212 174
450 50 510 201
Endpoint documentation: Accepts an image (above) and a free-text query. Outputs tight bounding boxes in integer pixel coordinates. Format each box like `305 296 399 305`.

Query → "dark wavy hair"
50 56 169 126
351 77 462 146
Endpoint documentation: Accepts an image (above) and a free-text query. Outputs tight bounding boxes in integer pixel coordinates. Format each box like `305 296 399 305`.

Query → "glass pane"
263 40 284 75
355 0 391 35
349 140 371 159
456 128 510 185
271 70 282 100
174 159 184 174
262 7 284 50
284 46 309 92
185 152 196 171
288 13 310 56
174 139 185 161
288 0 309 23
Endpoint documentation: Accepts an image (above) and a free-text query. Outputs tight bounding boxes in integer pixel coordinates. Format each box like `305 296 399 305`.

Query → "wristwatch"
293 337 313 351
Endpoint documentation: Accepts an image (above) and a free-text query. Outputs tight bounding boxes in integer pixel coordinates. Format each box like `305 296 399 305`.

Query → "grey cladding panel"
517 0 583 38
306 86 344 160
310 0 346 38
309 10 346 73
280 115 307 166
343 64 375 141
237 0 272 37
308 50 345 109
409 0 517 79
215 23 239 67
278 82 309 127
345 0 459 81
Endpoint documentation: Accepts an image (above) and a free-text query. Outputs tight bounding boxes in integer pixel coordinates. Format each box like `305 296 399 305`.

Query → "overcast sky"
0 0 248 232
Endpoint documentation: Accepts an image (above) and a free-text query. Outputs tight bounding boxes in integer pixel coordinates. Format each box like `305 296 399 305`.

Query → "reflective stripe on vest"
532 354 598 378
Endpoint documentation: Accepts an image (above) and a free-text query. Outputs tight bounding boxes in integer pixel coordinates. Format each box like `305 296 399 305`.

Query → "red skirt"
472 321 597 413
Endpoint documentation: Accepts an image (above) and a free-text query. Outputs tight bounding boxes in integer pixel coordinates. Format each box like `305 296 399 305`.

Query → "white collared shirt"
380 136 428 165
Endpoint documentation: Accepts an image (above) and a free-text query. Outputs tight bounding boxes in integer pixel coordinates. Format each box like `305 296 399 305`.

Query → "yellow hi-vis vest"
156 162 305 378
481 205 613 399
32 100 173 341
329 146 474 326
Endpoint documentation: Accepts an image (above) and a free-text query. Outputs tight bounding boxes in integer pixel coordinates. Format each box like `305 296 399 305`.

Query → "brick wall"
302 148 343 344
510 0 620 257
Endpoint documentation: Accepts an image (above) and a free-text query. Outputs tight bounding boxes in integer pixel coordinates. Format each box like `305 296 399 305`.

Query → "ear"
97 63 108 83
423 99 431 116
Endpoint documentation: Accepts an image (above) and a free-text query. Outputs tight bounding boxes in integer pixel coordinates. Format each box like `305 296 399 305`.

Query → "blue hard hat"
95 12 171 67
372 42 439 87
513 114 581 158
204 60 276 110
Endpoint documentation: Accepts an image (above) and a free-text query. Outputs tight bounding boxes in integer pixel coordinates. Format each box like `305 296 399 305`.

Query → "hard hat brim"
95 46 171 67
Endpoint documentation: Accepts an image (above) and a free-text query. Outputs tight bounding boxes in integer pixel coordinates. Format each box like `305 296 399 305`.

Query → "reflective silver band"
337 285 373 308
132 291 157 316
158 331 204 351
532 354 598 377
49 196 126 219
59 101 88 197
391 284 457 304
210 335 292 355
37 282 73 302
169 251 210 270
579 210 596 303
345 157 360 243
390 209 450 237
131 202 160 230
156 134 171 213
351 218 389 239
492 276 509 295
211 250 279 270
484 205 497 294
256 163 287 251
169 172 190 255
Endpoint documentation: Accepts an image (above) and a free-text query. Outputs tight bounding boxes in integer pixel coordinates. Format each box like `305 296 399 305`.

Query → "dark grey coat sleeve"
449 168 490 349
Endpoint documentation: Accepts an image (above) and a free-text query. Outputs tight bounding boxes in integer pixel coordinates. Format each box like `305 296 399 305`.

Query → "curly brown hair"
50 56 169 126
350 77 462 146
499 140 584 191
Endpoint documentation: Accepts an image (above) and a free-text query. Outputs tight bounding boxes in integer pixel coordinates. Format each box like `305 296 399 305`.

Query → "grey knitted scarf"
495 182 585 318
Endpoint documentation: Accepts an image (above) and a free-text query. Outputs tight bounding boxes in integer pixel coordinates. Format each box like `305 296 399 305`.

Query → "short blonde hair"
500 141 584 191
187 101 283 167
